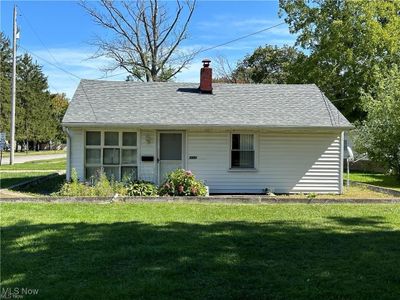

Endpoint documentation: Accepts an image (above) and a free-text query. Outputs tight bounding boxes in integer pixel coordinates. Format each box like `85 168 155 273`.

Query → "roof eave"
62 122 354 131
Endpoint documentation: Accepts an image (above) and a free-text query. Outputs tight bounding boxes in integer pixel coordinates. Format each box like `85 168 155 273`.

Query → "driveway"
0 153 66 165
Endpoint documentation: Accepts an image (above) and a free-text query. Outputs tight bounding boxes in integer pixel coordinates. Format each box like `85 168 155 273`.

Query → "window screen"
160 133 182 160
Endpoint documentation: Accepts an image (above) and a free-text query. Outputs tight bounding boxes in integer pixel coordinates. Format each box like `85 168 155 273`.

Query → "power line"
19 20 287 81
19 8 63 69
96 22 287 80
19 45 82 80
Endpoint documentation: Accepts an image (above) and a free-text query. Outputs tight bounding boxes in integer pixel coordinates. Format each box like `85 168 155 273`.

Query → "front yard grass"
12 174 66 196
1 203 400 299
346 172 400 191
0 172 55 189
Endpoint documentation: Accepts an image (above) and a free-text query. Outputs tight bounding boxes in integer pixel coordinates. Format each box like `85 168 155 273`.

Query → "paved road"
0 153 66 165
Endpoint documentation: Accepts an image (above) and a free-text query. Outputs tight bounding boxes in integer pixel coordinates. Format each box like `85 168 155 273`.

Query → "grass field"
1 203 400 299
12 174 66 196
347 172 400 191
0 158 66 171
0 172 55 189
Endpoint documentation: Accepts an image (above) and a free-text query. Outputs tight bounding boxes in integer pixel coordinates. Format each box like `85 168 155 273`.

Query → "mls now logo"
1 287 39 299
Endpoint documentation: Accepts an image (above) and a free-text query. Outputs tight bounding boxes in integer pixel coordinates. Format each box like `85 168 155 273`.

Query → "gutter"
63 126 71 181
61 122 354 131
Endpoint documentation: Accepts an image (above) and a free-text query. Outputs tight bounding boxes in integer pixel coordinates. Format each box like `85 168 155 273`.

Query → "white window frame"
84 130 138 181
228 132 258 171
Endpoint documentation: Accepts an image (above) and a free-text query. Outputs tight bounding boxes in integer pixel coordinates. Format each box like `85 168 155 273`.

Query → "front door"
158 132 183 184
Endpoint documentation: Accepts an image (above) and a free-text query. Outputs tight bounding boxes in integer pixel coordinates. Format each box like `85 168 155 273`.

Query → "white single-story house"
62 60 353 194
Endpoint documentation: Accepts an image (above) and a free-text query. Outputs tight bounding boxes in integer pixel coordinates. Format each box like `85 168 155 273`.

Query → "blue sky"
1 1 296 98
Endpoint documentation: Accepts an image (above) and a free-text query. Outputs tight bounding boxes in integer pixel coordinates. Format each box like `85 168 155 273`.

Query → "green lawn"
0 172 55 189
12 174 66 196
347 172 400 191
0 158 66 171
1 203 400 299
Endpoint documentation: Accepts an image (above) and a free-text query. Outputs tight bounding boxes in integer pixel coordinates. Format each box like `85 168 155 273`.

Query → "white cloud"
26 47 128 98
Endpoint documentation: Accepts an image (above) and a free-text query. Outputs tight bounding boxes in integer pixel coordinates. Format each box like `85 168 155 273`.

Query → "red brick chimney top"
200 59 212 93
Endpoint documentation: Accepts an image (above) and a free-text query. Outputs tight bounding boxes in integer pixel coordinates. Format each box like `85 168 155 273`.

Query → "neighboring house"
62 60 353 194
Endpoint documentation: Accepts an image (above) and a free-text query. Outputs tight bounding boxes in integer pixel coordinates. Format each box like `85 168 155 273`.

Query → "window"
231 134 255 169
85 131 138 181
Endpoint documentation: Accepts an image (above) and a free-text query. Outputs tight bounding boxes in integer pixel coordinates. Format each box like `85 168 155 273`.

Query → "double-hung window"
85 131 138 181
230 133 255 169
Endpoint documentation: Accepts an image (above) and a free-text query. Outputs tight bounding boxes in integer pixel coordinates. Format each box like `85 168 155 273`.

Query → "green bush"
159 169 207 196
56 168 207 197
124 180 158 196
55 169 124 197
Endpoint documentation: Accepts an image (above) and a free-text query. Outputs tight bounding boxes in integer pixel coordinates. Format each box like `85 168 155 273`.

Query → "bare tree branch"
80 0 197 82
213 55 238 83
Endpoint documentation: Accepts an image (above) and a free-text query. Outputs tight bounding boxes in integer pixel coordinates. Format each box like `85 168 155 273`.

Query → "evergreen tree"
16 54 57 148
0 31 64 150
0 33 12 135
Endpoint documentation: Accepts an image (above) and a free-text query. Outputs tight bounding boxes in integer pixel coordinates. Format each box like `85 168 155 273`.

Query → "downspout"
63 126 71 181
339 131 345 194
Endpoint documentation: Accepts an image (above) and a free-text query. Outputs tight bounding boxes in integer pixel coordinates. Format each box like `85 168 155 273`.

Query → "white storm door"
158 132 183 184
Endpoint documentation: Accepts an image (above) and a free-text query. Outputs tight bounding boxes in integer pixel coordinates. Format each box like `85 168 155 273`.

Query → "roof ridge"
79 79 318 87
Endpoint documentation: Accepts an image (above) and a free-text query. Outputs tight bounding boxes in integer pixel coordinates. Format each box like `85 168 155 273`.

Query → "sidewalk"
0 153 66 165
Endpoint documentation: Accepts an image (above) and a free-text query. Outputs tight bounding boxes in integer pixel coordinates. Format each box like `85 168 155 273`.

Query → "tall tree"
16 54 57 148
51 93 69 143
0 33 12 135
81 0 196 82
353 65 400 177
279 0 400 121
232 45 309 84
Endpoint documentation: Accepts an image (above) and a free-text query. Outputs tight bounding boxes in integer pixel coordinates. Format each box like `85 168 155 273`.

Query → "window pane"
232 134 254 150
86 149 101 164
103 148 120 165
231 151 255 168
122 149 137 164
86 167 101 179
105 132 119 146
86 131 100 145
232 134 240 150
104 167 119 180
123 132 137 146
121 166 138 180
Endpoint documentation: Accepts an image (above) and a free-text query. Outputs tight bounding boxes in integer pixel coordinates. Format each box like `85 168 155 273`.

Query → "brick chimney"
199 59 212 93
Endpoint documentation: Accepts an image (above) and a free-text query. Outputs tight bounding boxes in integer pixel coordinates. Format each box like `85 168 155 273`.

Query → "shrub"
124 180 158 196
159 169 207 196
55 169 123 197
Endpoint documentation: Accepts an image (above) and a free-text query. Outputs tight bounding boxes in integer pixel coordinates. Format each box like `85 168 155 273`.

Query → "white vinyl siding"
68 127 343 194
69 128 85 181
187 131 342 194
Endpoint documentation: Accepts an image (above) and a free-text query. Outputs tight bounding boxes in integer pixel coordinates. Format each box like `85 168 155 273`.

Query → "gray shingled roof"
62 80 352 129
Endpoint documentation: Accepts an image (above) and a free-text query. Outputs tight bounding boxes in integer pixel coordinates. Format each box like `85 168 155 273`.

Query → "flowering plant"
159 169 207 196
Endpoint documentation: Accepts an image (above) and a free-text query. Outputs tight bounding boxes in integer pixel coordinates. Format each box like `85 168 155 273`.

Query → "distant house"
62 60 352 194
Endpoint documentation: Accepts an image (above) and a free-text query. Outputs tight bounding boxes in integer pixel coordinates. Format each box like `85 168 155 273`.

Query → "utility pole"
10 5 17 165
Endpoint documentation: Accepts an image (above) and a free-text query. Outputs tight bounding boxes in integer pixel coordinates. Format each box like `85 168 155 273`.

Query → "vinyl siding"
69 128 85 181
187 131 342 194
68 126 343 194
